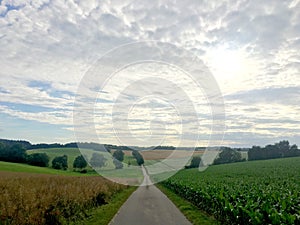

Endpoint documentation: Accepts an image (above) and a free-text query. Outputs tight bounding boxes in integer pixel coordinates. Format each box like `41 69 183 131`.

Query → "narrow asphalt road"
109 166 192 225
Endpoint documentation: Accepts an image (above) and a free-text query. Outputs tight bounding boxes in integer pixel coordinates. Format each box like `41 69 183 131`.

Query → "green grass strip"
156 184 219 225
84 186 137 225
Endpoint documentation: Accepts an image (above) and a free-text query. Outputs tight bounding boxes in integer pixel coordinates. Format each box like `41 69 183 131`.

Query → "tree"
248 140 300 161
113 158 123 169
132 150 144 166
213 148 242 165
73 155 87 170
248 146 262 160
185 156 201 169
27 153 49 167
290 144 300 157
0 144 27 163
90 153 107 168
113 150 124 162
52 155 68 170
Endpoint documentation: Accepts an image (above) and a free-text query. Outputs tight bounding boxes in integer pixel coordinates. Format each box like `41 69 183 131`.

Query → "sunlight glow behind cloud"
0 0 299 147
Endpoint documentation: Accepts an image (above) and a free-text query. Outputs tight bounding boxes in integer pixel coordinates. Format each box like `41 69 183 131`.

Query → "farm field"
27 148 144 184
140 150 204 160
160 157 300 225
0 171 134 225
0 161 96 176
29 148 209 168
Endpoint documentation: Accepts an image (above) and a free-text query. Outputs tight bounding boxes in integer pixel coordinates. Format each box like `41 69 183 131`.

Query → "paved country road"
109 166 192 225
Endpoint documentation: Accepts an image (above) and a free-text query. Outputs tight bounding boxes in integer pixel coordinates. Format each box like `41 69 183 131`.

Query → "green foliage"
132 150 144 166
83 187 137 225
52 155 68 170
113 150 124 162
0 139 31 150
90 153 107 168
213 147 243 165
73 155 87 170
113 158 123 169
157 184 218 225
248 140 300 160
161 157 300 225
27 153 49 167
186 156 202 169
0 143 27 163
27 147 95 169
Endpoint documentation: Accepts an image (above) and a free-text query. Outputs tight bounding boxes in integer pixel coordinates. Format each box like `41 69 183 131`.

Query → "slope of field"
27 147 95 169
27 148 143 184
160 157 300 225
0 161 93 176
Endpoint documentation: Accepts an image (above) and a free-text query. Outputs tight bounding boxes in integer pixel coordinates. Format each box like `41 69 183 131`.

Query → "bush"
185 156 201 169
113 150 124 162
90 153 107 168
52 155 68 170
132 150 144 166
80 169 87 174
73 155 87 170
27 153 49 167
213 148 242 165
113 158 123 169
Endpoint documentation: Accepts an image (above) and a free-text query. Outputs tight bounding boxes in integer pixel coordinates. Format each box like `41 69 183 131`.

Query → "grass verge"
84 186 137 225
156 184 219 225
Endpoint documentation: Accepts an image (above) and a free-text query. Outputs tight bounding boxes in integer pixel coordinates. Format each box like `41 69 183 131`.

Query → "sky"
0 0 299 147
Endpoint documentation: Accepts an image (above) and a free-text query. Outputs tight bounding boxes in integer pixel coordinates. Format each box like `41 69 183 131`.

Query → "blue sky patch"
0 2 26 17
0 101 63 113
28 80 52 91
0 113 73 143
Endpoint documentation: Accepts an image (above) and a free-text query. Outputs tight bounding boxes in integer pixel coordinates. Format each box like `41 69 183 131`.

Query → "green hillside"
27 147 97 169
0 161 94 176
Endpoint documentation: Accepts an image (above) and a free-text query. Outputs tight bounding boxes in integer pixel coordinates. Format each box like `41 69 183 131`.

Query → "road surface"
109 166 192 225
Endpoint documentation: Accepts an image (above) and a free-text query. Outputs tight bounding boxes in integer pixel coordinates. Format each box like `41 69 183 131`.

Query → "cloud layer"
0 0 299 146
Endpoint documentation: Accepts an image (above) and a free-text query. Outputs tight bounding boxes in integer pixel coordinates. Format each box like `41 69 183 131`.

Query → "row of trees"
0 143 50 167
186 148 244 168
248 140 300 160
0 141 142 171
185 140 299 168
0 143 27 163
132 150 144 165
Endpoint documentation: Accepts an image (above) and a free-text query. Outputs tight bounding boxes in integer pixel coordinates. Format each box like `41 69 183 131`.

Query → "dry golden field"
110 149 203 160
123 150 203 160
139 150 204 160
0 171 127 225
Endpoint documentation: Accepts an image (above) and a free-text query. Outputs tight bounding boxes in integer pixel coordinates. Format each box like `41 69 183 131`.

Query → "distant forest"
0 139 183 151
0 139 299 164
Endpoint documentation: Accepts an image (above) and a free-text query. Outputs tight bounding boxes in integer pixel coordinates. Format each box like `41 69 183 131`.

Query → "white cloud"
0 0 299 146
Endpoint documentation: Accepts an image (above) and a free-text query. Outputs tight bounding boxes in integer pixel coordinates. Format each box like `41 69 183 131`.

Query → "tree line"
248 140 300 160
185 140 299 169
0 139 145 172
0 138 118 153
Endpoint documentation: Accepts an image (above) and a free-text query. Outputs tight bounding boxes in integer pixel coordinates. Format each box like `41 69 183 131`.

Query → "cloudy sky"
0 0 299 147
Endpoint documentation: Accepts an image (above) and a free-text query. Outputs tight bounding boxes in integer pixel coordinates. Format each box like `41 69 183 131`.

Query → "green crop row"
161 157 300 225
